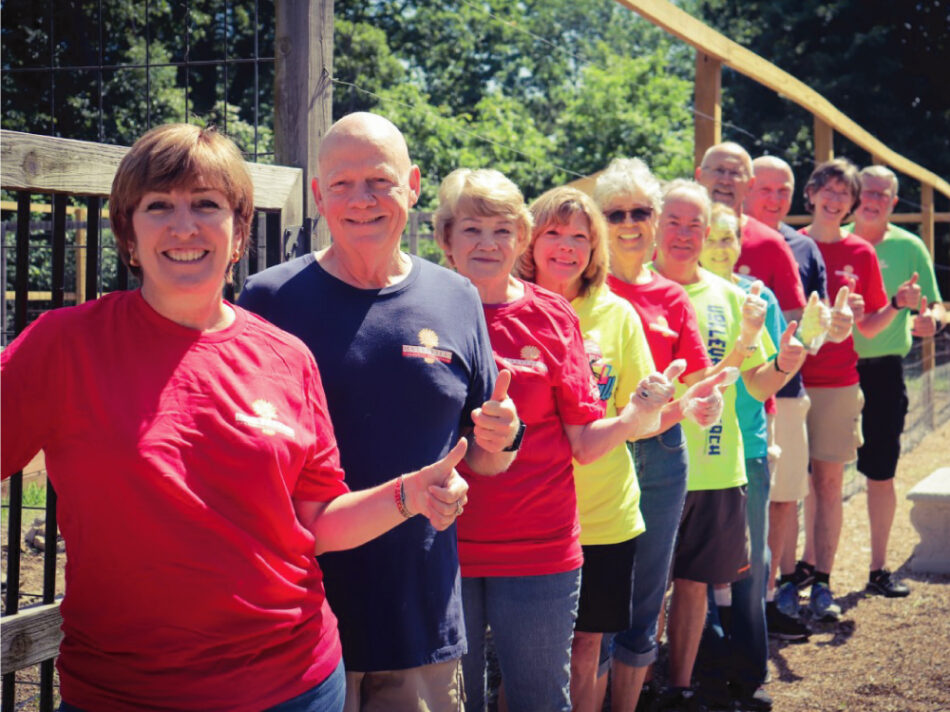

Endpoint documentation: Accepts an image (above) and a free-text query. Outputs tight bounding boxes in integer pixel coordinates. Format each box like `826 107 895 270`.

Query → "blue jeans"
700 456 770 689
462 568 581 712
58 659 346 712
612 424 689 667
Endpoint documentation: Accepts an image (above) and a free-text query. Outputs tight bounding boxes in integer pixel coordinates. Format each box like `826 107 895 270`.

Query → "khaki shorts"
344 659 463 712
771 395 812 502
805 384 865 464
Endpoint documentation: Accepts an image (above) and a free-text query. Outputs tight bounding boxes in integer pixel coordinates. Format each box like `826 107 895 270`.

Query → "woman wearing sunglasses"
592 158 713 710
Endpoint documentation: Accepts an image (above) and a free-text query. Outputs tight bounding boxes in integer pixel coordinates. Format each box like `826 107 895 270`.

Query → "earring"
129 248 139 267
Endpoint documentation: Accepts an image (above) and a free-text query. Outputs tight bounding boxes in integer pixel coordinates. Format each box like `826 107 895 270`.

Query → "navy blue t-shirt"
238 253 497 671
778 223 828 399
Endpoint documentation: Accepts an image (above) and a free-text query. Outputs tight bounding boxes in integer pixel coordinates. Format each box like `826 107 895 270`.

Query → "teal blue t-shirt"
734 275 782 459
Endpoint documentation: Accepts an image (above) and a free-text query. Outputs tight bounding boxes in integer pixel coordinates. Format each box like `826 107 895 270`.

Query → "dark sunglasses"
605 207 653 224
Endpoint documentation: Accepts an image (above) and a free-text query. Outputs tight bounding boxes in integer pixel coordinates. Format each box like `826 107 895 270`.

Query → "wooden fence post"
694 51 721 169
274 0 334 250
814 116 834 164
920 182 936 428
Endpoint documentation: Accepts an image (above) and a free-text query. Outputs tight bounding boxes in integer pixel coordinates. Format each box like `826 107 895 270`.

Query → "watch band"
503 421 527 452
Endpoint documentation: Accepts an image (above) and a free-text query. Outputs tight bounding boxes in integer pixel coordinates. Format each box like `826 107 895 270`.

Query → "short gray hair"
859 165 899 196
662 178 712 225
593 157 662 214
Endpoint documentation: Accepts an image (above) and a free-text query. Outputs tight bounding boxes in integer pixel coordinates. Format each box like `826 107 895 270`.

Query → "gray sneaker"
808 582 841 621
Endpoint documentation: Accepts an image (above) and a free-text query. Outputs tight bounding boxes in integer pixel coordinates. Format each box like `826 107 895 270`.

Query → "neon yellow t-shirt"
677 269 768 491
571 285 654 544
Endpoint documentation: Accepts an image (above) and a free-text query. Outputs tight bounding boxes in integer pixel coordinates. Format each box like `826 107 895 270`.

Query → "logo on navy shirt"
402 328 452 364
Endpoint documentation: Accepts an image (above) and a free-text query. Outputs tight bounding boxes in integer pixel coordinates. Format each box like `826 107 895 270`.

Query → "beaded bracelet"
394 475 413 519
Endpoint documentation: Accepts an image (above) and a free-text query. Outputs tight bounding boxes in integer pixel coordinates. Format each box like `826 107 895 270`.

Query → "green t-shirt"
676 269 768 491
571 286 654 544
846 223 943 358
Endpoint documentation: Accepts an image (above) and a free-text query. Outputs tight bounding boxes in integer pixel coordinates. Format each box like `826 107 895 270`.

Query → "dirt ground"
3 422 949 710
763 418 950 712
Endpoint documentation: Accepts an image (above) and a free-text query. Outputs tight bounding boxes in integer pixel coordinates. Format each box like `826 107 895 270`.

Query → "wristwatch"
503 421 527 452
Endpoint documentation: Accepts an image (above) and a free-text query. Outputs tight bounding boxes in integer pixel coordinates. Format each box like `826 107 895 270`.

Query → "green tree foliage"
333 0 697 204
693 0 950 208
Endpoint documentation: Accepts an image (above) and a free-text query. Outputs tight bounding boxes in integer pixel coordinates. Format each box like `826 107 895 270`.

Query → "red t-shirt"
607 271 711 379
457 282 604 577
736 216 808 312
1 291 349 712
798 230 888 387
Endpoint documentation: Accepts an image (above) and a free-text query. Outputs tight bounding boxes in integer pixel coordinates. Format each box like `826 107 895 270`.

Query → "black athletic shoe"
867 569 910 598
766 601 810 641
656 686 706 712
790 560 816 589
729 683 773 711
636 681 660 712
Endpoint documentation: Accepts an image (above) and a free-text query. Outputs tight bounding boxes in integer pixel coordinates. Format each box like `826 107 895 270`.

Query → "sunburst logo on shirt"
236 399 295 438
419 328 439 363
402 328 452 364
521 345 541 361
252 400 277 435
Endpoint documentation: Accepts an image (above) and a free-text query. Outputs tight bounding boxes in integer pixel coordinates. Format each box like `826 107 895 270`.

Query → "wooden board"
1 131 304 231
0 602 63 672
613 0 950 200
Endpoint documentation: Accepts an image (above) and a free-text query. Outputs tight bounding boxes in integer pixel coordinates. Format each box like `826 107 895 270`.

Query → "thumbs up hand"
776 320 806 375
739 280 767 346
895 272 921 310
471 370 521 453
839 277 865 322
623 359 686 436
911 296 938 338
827 283 855 343
403 439 470 531
800 291 832 352
681 367 739 429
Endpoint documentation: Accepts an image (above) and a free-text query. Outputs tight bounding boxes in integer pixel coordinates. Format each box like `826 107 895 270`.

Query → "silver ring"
455 500 464 515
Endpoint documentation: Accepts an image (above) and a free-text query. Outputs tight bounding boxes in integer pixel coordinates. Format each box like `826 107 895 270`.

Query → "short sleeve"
770 241 808 311
294 356 350 502
861 250 889 313
914 241 943 303
614 309 656 412
462 297 499 428
812 245 829 301
675 298 713 380
763 287 785 360
1 313 63 478
555 313 607 425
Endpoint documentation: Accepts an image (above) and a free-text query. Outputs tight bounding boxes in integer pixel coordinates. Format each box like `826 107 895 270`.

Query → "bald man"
693 144 809 709
696 143 807 319
239 112 520 710
745 156 827 641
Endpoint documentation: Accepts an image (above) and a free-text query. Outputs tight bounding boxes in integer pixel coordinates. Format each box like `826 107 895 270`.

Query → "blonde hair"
519 186 609 298
709 203 739 239
662 179 712 225
433 168 533 261
593 157 662 214
110 123 254 282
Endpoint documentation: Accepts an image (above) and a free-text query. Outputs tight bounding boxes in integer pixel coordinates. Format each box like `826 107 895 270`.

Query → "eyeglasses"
861 190 892 202
605 207 653 224
704 166 747 181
